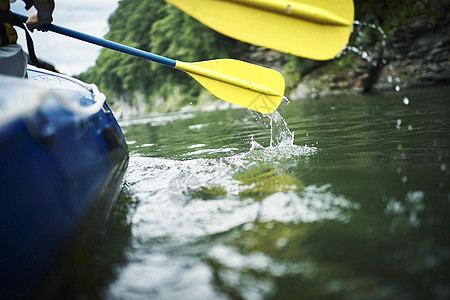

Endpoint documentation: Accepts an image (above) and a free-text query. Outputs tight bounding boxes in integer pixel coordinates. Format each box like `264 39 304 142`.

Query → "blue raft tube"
0 66 128 299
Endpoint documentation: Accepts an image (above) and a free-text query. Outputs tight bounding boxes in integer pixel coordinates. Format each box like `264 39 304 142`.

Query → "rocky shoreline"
290 13 450 99
245 12 450 101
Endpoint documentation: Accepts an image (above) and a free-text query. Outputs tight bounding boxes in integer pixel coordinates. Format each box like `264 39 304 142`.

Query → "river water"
82 87 449 300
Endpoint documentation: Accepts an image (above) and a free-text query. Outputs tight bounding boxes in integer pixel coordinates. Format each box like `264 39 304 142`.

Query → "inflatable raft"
0 66 128 299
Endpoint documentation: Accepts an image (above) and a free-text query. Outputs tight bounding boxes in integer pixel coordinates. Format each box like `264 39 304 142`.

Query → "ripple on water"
109 100 358 298
114 153 357 299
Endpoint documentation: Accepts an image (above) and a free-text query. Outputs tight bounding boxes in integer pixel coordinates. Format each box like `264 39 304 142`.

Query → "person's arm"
26 0 55 31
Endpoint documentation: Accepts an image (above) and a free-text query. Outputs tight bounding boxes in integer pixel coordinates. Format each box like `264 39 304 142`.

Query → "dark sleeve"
23 0 34 10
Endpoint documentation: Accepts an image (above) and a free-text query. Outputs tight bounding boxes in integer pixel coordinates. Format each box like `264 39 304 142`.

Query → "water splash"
353 20 387 47
238 97 317 168
249 97 295 148
338 21 387 67
267 110 295 147
349 21 422 191
344 21 411 105
344 46 376 66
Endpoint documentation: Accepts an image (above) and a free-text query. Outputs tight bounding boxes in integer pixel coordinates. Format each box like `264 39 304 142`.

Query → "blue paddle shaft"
12 12 177 68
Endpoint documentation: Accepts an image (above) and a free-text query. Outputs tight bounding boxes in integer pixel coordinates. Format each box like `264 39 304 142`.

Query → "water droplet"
395 85 401 92
387 76 393 83
403 97 409 105
402 176 408 183
306 133 309 137
441 164 447 171
396 119 402 130
408 124 413 131
189 101 193 105
283 96 291 104
397 143 403 150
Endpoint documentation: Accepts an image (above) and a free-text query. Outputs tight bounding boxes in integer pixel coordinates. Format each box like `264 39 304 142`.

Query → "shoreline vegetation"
74 0 449 117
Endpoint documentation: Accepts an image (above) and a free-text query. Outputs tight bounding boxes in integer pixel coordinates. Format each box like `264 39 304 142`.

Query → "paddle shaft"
13 12 176 68
13 12 281 98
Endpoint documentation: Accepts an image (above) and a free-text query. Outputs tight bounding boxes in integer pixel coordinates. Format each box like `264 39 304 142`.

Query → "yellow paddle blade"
175 59 285 114
166 0 354 60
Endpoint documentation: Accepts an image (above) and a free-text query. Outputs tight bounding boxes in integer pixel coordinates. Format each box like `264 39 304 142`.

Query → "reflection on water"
86 87 449 299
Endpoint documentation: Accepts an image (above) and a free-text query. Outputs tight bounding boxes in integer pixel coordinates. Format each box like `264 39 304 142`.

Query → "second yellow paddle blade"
166 0 354 60
176 59 285 114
